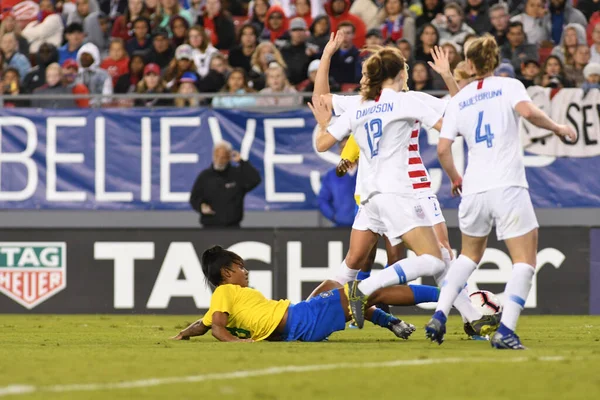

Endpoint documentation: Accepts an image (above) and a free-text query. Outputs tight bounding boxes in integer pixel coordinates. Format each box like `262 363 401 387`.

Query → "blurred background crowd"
0 0 599 108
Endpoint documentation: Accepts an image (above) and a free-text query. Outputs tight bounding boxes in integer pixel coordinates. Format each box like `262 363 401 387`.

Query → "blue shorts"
282 289 346 342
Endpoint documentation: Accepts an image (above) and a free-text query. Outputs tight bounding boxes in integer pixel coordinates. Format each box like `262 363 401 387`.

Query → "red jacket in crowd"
325 0 366 49
100 57 130 87
264 5 289 42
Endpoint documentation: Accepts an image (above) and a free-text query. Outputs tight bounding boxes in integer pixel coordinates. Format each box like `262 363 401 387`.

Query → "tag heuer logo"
0 242 66 309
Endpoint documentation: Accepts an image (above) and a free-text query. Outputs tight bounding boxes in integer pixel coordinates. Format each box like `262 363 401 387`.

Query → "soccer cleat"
388 320 416 340
348 322 359 329
468 312 502 338
424 314 446 345
490 331 527 350
347 280 368 329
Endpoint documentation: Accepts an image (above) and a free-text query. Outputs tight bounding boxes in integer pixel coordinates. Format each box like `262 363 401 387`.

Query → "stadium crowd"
0 0 599 108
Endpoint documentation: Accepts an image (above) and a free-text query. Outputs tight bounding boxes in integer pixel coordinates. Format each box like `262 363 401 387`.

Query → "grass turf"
1 315 600 400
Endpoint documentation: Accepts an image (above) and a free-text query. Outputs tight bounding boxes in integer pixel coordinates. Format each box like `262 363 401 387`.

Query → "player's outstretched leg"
491 229 538 350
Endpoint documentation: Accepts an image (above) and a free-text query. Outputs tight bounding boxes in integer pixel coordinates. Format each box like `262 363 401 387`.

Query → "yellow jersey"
202 284 291 341
340 134 361 205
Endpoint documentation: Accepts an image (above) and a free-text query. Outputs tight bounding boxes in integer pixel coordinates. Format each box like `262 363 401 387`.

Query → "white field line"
0 356 568 397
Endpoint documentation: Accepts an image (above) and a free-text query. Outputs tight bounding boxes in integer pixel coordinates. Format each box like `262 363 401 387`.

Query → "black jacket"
228 45 253 73
197 14 236 50
280 40 314 85
189 161 261 227
23 44 59 94
329 47 361 84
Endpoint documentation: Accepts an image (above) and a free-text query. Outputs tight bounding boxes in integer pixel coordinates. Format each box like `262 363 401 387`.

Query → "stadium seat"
233 16 248 36
538 47 553 65
296 79 310 91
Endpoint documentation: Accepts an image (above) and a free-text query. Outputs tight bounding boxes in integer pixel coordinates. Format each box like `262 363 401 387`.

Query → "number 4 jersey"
330 88 444 202
440 77 531 196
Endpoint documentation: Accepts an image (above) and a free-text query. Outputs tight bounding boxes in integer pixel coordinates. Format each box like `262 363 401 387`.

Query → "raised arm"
211 311 253 342
428 46 460 96
312 31 344 105
515 101 577 142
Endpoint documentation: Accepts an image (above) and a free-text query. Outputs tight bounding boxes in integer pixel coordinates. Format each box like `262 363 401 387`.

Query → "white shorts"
353 193 431 247
418 194 446 226
458 186 539 241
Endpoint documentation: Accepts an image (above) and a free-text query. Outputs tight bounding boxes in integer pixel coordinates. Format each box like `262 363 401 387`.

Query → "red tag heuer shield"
0 242 67 309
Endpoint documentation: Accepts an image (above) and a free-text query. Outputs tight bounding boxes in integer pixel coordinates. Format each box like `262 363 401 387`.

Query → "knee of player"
422 254 446 274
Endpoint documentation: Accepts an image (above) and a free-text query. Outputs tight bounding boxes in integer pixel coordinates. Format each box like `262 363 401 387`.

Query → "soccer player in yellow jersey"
171 246 441 342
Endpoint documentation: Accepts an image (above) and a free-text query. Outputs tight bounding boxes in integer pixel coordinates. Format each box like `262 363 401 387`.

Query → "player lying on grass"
171 246 441 342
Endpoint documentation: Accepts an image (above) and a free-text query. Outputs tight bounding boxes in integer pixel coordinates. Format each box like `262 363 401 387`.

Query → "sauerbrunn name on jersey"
0 242 67 309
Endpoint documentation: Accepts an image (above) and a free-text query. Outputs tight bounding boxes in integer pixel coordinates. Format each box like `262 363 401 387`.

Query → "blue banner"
0 108 599 210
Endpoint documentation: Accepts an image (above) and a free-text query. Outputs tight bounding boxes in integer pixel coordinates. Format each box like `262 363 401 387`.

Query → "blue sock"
497 323 514 336
432 310 447 324
357 270 371 280
409 284 440 304
370 308 397 328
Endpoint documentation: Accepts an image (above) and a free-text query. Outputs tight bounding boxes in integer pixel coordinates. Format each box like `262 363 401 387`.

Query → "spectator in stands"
198 0 235 50
32 63 78 108
23 43 58 93
510 0 549 46
411 60 433 91
547 0 588 45
61 59 91 108
577 0 600 21
582 62 600 92
565 44 591 87
112 0 147 41
76 42 113 105
126 17 153 55
1 33 30 82
228 23 259 73
21 0 64 53
0 12 29 57
536 55 573 88
59 23 86 65
189 140 261 228
170 15 189 48
257 62 301 106
552 23 587 66
84 12 112 58
494 60 516 78
318 138 356 227
433 2 474 46
101 39 130 86
279 18 314 86
174 71 200 107
378 0 415 47
1 68 28 107
164 44 200 88
414 23 439 64
249 0 270 32
262 4 289 43
147 28 174 70
397 38 414 67
188 26 218 78
329 21 360 84
188 0 203 22
592 24 600 63
326 0 366 49
348 0 381 31
135 62 173 106
115 52 145 93
248 41 286 90
67 0 92 26
101 0 128 17
292 0 313 28
489 2 510 47
501 21 538 75
212 67 257 108
415 0 445 29
197 53 228 93
145 0 161 27
519 59 540 88
158 0 193 31
365 28 383 47
440 39 460 70
301 59 339 101
0 49 4 74
464 0 489 35
307 14 331 52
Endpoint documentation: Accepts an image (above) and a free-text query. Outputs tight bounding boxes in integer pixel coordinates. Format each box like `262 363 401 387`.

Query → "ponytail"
361 46 406 101
465 34 499 77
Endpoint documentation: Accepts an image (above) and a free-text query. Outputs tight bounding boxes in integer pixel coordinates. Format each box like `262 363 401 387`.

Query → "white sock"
358 254 445 296
434 249 483 322
435 255 478 317
501 263 534 331
333 260 359 285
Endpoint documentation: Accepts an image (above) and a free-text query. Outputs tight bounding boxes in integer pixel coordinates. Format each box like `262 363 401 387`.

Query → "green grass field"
2 315 600 400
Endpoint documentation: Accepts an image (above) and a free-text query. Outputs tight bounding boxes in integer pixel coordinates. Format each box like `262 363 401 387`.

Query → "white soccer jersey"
440 77 531 196
329 89 443 201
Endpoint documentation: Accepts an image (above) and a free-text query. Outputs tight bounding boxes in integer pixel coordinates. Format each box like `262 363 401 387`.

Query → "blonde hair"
265 63 291 90
251 42 287 72
360 46 406 101
465 34 499 77
453 61 471 81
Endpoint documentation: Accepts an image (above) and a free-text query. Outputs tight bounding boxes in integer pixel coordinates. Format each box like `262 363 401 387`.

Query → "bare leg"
367 285 416 307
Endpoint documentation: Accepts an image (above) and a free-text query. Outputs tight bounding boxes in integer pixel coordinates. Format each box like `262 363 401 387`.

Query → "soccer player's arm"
203 286 253 343
437 100 463 196
336 134 359 177
172 318 211 340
